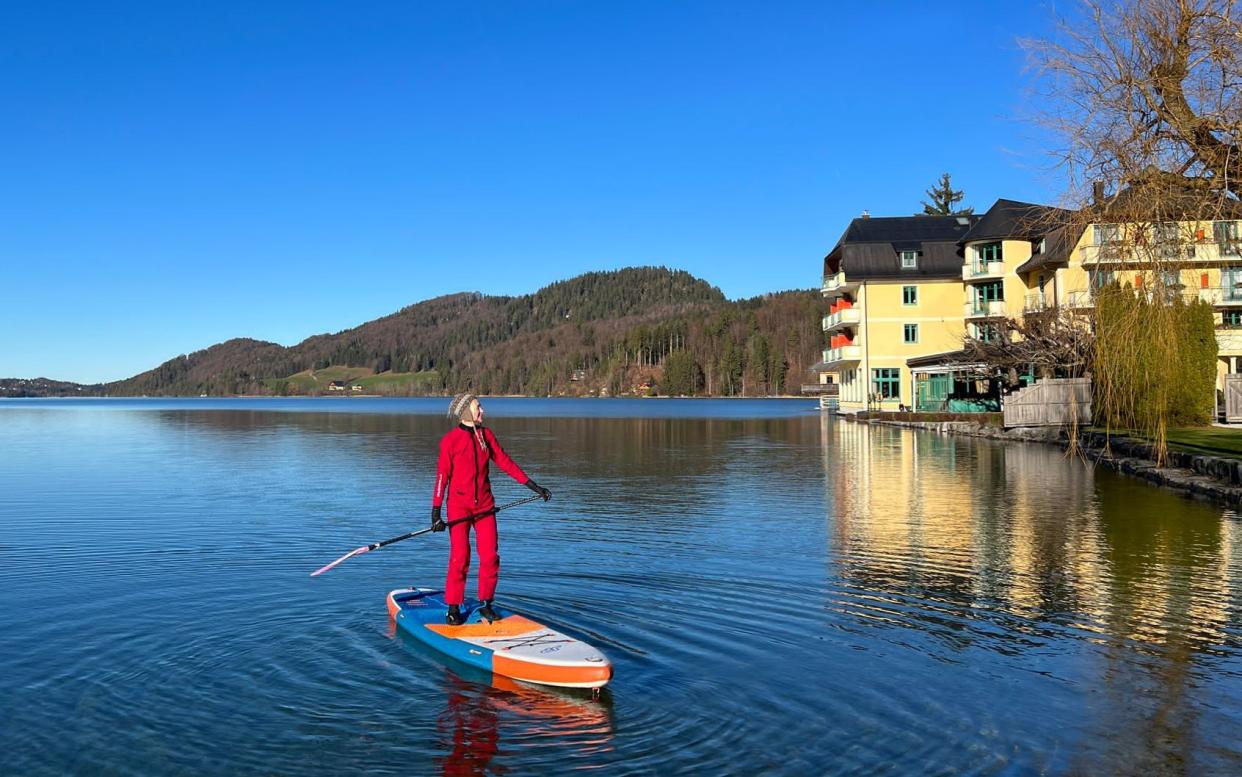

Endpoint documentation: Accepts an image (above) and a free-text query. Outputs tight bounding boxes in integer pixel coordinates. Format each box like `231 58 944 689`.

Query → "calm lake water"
3 397 1242 775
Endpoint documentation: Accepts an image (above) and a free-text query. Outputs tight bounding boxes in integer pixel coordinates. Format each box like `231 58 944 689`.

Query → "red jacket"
433 424 529 517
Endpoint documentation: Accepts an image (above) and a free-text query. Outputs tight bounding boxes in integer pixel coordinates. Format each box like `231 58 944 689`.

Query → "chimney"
861 210 870 219
1092 181 1106 205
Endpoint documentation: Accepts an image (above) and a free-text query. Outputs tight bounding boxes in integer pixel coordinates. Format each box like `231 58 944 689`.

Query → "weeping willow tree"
1094 281 1217 460
1025 0 1241 461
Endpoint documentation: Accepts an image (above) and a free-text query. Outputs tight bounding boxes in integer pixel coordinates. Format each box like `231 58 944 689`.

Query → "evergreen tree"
919 173 973 215
746 334 770 395
661 351 701 396
719 336 743 396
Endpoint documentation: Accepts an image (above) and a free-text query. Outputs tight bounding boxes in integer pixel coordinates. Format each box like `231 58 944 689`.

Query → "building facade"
820 214 979 413
821 195 1242 415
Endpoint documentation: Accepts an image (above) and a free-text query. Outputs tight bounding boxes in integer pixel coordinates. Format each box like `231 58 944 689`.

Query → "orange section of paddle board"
493 654 613 686
424 615 543 638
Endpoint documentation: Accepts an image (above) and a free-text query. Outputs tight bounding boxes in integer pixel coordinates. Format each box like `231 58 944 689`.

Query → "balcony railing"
1198 286 1242 305
964 299 1007 318
1065 290 1095 308
821 271 859 298
821 345 862 365
962 260 1006 281
822 307 860 331
1080 242 1209 264
1216 328 1242 351
1024 293 1050 312
1059 286 1242 308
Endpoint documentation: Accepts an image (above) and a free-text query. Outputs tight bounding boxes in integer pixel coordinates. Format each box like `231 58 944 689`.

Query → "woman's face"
468 399 483 423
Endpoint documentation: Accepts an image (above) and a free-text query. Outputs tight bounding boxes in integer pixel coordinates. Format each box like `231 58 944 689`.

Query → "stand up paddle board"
387 588 612 689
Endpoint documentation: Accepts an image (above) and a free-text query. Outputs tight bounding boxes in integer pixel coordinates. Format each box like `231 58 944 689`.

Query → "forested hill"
98 267 824 397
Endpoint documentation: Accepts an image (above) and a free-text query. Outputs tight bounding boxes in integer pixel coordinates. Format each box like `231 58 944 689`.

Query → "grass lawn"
262 366 441 395
355 370 440 392
1164 427 1242 458
264 366 374 394
1092 425 1242 458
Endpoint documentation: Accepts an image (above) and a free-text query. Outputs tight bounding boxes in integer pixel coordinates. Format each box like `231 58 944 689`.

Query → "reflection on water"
825 417 1242 774
3 399 1242 774
388 620 614 776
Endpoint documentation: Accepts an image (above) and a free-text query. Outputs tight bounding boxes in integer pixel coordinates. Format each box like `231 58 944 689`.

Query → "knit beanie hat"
448 393 479 420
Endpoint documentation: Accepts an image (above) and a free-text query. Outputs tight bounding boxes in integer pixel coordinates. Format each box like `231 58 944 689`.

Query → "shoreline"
841 413 1242 509
1 393 820 401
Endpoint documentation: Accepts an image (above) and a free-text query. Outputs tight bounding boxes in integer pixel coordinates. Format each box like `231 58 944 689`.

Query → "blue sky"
2 1 1065 383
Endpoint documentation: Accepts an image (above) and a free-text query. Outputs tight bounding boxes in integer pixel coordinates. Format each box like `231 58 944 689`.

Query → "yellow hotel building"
820 213 979 412
1014 206 1242 390
820 195 1242 415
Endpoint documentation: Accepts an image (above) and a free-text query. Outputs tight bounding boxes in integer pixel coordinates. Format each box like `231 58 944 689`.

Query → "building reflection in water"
388 620 614 776
820 415 1242 771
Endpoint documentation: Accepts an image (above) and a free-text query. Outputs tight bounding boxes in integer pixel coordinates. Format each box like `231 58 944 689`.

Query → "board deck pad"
387 588 612 688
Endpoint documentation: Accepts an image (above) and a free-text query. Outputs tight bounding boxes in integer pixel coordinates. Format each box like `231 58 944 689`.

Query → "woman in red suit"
432 393 551 625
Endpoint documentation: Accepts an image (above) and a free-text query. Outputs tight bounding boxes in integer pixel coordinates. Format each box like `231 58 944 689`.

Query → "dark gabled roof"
1088 182 1242 221
825 214 979 280
836 214 979 245
960 199 1074 244
1015 224 1079 275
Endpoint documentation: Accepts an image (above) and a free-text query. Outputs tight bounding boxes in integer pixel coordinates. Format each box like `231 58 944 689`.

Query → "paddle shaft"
369 494 543 551
310 494 545 576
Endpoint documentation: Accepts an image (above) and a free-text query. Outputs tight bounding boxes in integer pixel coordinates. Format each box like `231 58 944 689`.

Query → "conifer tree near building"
919 173 973 216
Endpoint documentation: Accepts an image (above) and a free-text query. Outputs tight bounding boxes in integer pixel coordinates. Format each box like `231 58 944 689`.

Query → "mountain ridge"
6 267 823 397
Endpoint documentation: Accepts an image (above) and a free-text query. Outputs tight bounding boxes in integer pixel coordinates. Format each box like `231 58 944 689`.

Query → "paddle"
310 494 544 577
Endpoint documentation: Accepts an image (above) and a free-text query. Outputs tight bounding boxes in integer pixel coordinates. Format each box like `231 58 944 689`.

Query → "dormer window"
1033 237 1045 255
901 250 918 269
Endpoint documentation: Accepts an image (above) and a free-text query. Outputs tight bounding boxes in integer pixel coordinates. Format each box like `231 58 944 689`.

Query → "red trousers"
444 513 499 605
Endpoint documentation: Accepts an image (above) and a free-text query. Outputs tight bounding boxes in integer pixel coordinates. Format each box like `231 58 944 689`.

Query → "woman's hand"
525 479 552 502
431 505 446 532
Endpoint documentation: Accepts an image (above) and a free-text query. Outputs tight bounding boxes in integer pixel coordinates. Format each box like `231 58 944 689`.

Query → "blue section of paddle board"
389 589 515 675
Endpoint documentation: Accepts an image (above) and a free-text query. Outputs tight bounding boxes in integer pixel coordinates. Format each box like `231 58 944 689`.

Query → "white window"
1094 224 1120 245
901 250 918 269
1155 222 1180 243
1215 221 1240 253
976 242 1002 263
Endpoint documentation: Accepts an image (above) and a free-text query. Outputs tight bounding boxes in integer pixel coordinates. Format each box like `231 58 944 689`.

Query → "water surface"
3 398 1242 775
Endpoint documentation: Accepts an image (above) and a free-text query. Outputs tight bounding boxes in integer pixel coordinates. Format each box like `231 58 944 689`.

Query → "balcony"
1024 293 1051 312
822 271 860 298
1198 286 1242 306
822 307 861 332
964 299 1007 319
962 260 1006 281
1080 243 1200 264
1065 290 1095 309
821 345 862 366
1217 327 1242 353
1062 286 1242 307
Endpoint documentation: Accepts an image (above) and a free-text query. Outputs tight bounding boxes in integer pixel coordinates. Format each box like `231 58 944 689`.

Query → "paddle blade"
310 546 369 577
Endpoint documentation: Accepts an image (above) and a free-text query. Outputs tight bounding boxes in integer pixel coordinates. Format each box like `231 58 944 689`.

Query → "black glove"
525 479 551 502
431 505 446 532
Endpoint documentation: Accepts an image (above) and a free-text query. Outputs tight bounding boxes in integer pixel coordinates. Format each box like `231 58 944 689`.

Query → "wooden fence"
1225 374 1242 423
1002 378 1092 428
